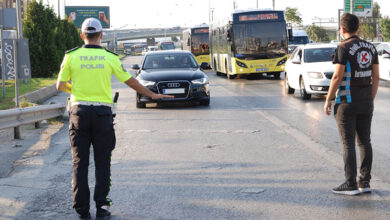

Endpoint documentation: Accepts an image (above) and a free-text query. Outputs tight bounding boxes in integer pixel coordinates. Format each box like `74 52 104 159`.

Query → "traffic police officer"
324 13 380 195
56 18 172 219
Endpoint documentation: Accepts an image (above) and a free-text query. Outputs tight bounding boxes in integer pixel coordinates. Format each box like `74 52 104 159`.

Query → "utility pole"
256 0 258 8
273 0 275 10
350 0 353 13
233 0 236 10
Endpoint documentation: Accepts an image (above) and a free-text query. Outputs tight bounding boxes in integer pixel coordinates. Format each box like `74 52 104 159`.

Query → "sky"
46 0 390 29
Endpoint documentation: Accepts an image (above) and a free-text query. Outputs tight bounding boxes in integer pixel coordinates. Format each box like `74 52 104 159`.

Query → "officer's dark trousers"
334 102 373 186
69 105 115 215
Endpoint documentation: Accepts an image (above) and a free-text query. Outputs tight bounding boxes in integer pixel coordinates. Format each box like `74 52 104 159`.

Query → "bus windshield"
191 34 209 56
160 42 175 50
289 36 310 45
233 22 287 59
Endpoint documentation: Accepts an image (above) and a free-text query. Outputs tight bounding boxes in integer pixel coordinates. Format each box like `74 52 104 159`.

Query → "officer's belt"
71 101 113 108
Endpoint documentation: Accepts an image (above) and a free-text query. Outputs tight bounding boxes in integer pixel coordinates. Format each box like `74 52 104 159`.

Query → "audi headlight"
191 77 209 84
277 57 287 66
308 72 323 79
236 60 248 68
137 78 155 86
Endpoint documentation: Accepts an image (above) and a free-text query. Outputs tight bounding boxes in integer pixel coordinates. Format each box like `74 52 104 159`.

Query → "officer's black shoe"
96 206 111 218
78 212 91 219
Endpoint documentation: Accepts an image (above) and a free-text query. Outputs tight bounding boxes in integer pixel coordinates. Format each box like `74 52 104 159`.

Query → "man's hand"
125 78 174 99
151 94 174 100
324 100 332 116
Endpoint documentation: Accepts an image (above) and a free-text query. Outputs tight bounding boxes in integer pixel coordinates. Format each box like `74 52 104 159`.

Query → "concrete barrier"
17 84 58 104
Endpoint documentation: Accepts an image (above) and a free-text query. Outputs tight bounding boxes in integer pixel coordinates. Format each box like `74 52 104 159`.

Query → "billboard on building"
65 6 110 28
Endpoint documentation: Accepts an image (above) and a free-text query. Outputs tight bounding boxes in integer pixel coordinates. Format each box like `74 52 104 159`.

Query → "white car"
376 42 390 81
284 44 336 100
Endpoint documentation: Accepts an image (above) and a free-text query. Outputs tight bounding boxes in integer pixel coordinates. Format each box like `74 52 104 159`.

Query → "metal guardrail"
0 103 66 130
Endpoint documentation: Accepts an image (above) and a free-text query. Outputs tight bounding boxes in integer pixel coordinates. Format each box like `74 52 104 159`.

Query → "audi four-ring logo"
167 83 181 88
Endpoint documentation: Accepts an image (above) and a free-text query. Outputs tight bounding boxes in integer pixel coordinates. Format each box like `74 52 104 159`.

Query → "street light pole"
209 0 211 24
58 0 60 17
338 9 343 41
14 0 23 139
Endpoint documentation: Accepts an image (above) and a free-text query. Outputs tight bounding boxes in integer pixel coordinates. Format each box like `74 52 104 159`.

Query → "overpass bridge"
102 27 187 49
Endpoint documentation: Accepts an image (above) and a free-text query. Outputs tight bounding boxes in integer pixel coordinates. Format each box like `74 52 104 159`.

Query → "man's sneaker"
332 182 361 195
358 181 372 193
78 212 91 219
96 205 111 218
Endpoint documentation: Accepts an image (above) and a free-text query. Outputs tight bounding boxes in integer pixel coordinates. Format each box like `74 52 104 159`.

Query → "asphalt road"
1 55 390 220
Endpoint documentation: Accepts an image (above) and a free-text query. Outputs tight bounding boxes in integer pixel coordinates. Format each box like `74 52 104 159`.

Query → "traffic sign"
344 0 373 17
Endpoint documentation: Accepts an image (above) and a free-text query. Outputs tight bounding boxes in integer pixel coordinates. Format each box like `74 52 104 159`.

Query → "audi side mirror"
132 64 140 70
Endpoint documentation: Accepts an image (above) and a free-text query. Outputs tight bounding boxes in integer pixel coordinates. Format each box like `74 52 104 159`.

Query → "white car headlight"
191 77 209 84
137 78 155 87
308 72 323 79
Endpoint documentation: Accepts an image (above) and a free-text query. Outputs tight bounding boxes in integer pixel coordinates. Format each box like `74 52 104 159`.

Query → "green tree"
23 1 83 78
306 24 329 42
359 23 376 41
23 1 58 77
380 17 390 41
285 7 302 26
372 2 381 19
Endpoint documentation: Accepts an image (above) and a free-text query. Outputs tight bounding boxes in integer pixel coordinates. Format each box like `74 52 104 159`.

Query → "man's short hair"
340 13 359 34
82 31 102 40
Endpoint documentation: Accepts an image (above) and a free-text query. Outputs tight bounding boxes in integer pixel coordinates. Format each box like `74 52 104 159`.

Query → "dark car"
132 50 210 108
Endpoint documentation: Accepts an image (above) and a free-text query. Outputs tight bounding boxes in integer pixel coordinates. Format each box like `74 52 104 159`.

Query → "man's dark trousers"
334 101 373 186
69 105 115 215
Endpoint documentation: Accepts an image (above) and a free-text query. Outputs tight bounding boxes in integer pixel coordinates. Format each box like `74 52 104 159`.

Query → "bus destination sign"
239 13 279 22
194 29 209 34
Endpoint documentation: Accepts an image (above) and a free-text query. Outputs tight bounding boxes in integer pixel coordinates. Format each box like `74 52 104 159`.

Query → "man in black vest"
324 13 380 195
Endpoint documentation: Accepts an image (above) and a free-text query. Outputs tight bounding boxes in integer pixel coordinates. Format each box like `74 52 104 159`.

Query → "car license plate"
163 88 185 94
256 68 269 72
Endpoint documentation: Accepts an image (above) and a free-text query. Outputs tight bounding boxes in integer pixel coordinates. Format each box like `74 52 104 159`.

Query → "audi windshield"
143 54 198 69
233 22 288 60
